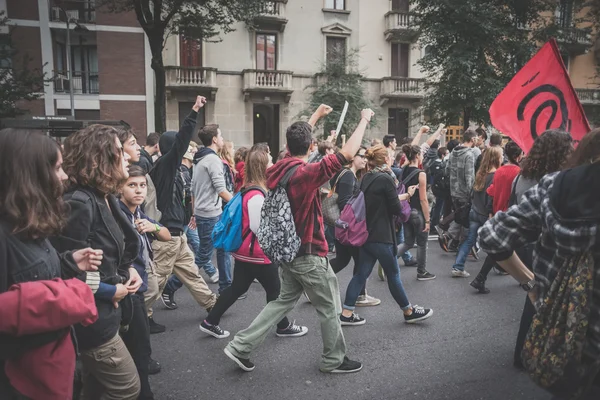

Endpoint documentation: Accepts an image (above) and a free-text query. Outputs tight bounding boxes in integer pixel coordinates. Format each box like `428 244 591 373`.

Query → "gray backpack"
256 165 301 263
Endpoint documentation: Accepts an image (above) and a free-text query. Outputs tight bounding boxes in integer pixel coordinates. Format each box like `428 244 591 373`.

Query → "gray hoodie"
191 147 227 218
446 145 476 202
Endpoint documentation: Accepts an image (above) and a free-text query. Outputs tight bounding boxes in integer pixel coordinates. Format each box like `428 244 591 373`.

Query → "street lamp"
57 6 89 118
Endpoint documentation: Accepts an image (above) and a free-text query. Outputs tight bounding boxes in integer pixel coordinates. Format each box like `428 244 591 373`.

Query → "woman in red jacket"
200 147 308 339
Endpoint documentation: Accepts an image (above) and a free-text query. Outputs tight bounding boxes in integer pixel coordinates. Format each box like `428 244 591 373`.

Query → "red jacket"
233 189 270 264
266 153 346 257
487 164 521 214
0 278 98 400
234 161 245 193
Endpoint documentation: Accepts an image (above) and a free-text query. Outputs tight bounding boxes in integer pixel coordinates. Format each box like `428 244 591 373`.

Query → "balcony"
556 27 592 55
242 69 293 102
380 77 424 106
165 66 218 100
576 88 600 105
54 70 99 94
384 11 418 42
50 1 96 24
252 1 288 32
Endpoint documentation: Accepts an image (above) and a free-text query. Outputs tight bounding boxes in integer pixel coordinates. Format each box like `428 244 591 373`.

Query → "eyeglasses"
356 154 366 158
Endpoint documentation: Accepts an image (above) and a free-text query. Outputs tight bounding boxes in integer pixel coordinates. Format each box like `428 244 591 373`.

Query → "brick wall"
95 6 140 27
10 26 43 71
97 31 145 95
100 100 147 143
15 99 45 117
6 0 39 20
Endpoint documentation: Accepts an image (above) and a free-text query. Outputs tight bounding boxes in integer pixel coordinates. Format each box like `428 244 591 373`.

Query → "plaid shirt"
479 171 600 358
267 153 347 257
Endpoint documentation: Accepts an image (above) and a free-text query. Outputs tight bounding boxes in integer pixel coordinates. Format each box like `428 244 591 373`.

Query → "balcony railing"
576 88 600 105
243 69 293 101
258 1 286 17
384 11 418 41
165 66 217 88
54 70 99 94
380 77 424 99
50 1 96 23
253 1 287 31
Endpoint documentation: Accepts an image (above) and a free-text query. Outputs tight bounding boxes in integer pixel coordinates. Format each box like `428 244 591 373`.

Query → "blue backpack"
212 186 266 252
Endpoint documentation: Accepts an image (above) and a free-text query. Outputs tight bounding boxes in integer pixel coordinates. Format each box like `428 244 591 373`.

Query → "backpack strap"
508 174 521 207
279 164 301 189
401 168 423 187
331 169 350 194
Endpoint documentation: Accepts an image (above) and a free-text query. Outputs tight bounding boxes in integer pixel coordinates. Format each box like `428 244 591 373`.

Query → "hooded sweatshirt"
446 145 476 202
149 110 197 232
192 147 227 218
479 162 600 361
266 152 347 257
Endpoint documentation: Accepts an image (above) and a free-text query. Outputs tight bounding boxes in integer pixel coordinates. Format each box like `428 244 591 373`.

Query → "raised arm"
308 104 333 128
339 109 374 161
411 126 430 145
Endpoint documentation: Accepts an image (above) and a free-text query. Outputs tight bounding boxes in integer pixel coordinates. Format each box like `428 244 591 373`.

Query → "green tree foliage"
99 0 268 132
0 13 46 119
298 47 377 142
411 0 556 130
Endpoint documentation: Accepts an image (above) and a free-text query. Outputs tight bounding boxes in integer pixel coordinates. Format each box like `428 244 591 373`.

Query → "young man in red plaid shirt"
224 105 374 374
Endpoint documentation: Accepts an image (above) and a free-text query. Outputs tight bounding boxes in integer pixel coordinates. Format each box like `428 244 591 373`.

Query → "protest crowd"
1 82 600 400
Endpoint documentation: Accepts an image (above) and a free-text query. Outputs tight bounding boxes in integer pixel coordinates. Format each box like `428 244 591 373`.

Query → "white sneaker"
356 294 382 307
207 271 219 284
451 269 471 278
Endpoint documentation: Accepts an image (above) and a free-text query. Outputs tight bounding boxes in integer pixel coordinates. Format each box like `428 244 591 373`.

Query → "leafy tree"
99 0 268 133
0 13 46 119
411 0 555 130
298 47 377 143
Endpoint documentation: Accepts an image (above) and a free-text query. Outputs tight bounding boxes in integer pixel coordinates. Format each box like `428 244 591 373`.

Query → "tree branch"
162 0 186 28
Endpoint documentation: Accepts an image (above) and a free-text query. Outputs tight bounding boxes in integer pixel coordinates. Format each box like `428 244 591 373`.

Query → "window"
0 35 12 69
391 0 409 12
71 45 99 94
326 36 346 66
388 108 409 140
324 0 345 10
180 36 203 67
391 43 409 77
256 33 277 70
557 0 574 27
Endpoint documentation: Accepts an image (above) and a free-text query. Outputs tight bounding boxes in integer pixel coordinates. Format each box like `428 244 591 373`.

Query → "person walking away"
147 96 217 318
223 105 371 374
470 141 524 291
450 147 502 278
191 125 235 295
200 148 308 339
339 144 433 326
234 147 249 193
329 147 380 306
430 146 449 232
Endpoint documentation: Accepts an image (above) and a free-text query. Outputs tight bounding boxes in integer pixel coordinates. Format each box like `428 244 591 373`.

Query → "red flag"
489 39 590 153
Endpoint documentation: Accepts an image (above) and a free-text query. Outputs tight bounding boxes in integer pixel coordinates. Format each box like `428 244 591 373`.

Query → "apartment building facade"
3 0 153 140
162 0 426 151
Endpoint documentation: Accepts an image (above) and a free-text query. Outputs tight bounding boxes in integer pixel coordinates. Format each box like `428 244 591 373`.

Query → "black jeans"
121 293 154 400
397 209 429 274
330 240 365 296
206 260 290 330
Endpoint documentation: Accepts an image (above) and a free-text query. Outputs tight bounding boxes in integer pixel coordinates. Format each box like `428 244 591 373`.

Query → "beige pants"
144 261 161 318
150 235 217 311
80 334 140 400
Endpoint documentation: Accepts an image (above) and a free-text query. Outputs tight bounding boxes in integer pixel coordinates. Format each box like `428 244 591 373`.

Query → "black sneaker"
404 305 433 324
448 239 459 252
417 271 436 281
148 358 161 375
161 291 178 310
327 357 363 374
199 320 230 339
404 259 418 267
276 321 309 338
340 313 366 326
224 348 255 372
148 317 166 334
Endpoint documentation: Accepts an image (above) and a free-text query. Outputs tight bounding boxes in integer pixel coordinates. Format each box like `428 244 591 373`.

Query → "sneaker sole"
340 319 367 326
355 300 382 307
275 328 309 338
451 272 471 278
199 324 230 339
438 237 449 252
328 365 363 374
224 348 254 372
417 276 436 281
160 295 178 310
405 309 434 324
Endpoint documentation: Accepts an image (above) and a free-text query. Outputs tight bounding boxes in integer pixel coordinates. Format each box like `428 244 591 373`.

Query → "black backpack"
431 160 450 198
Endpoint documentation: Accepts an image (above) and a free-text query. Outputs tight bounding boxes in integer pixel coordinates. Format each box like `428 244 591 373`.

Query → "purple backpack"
334 176 381 247
395 168 423 226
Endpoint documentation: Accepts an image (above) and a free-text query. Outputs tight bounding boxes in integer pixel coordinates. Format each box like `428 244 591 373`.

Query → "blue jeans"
184 226 217 276
396 225 414 263
431 196 445 229
452 209 486 271
344 242 411 311
197 215 232 293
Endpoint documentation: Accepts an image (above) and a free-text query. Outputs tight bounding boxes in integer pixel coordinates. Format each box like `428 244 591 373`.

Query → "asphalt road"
149 238 549 400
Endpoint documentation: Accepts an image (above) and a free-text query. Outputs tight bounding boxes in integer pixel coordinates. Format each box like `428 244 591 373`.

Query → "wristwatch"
155 224 161 233
520 279 536 292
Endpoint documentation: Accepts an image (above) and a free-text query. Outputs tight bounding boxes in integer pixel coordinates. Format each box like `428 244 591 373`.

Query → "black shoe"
470 276 490 294
327 357 363 374
276 321 308 338
148 358 161 375
148 317 166 334
161 291 178 310
340 313 366 326
199 320 230 339
404 305 433 324
417 271 436 281
404 259 418 267
224 348 255 372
